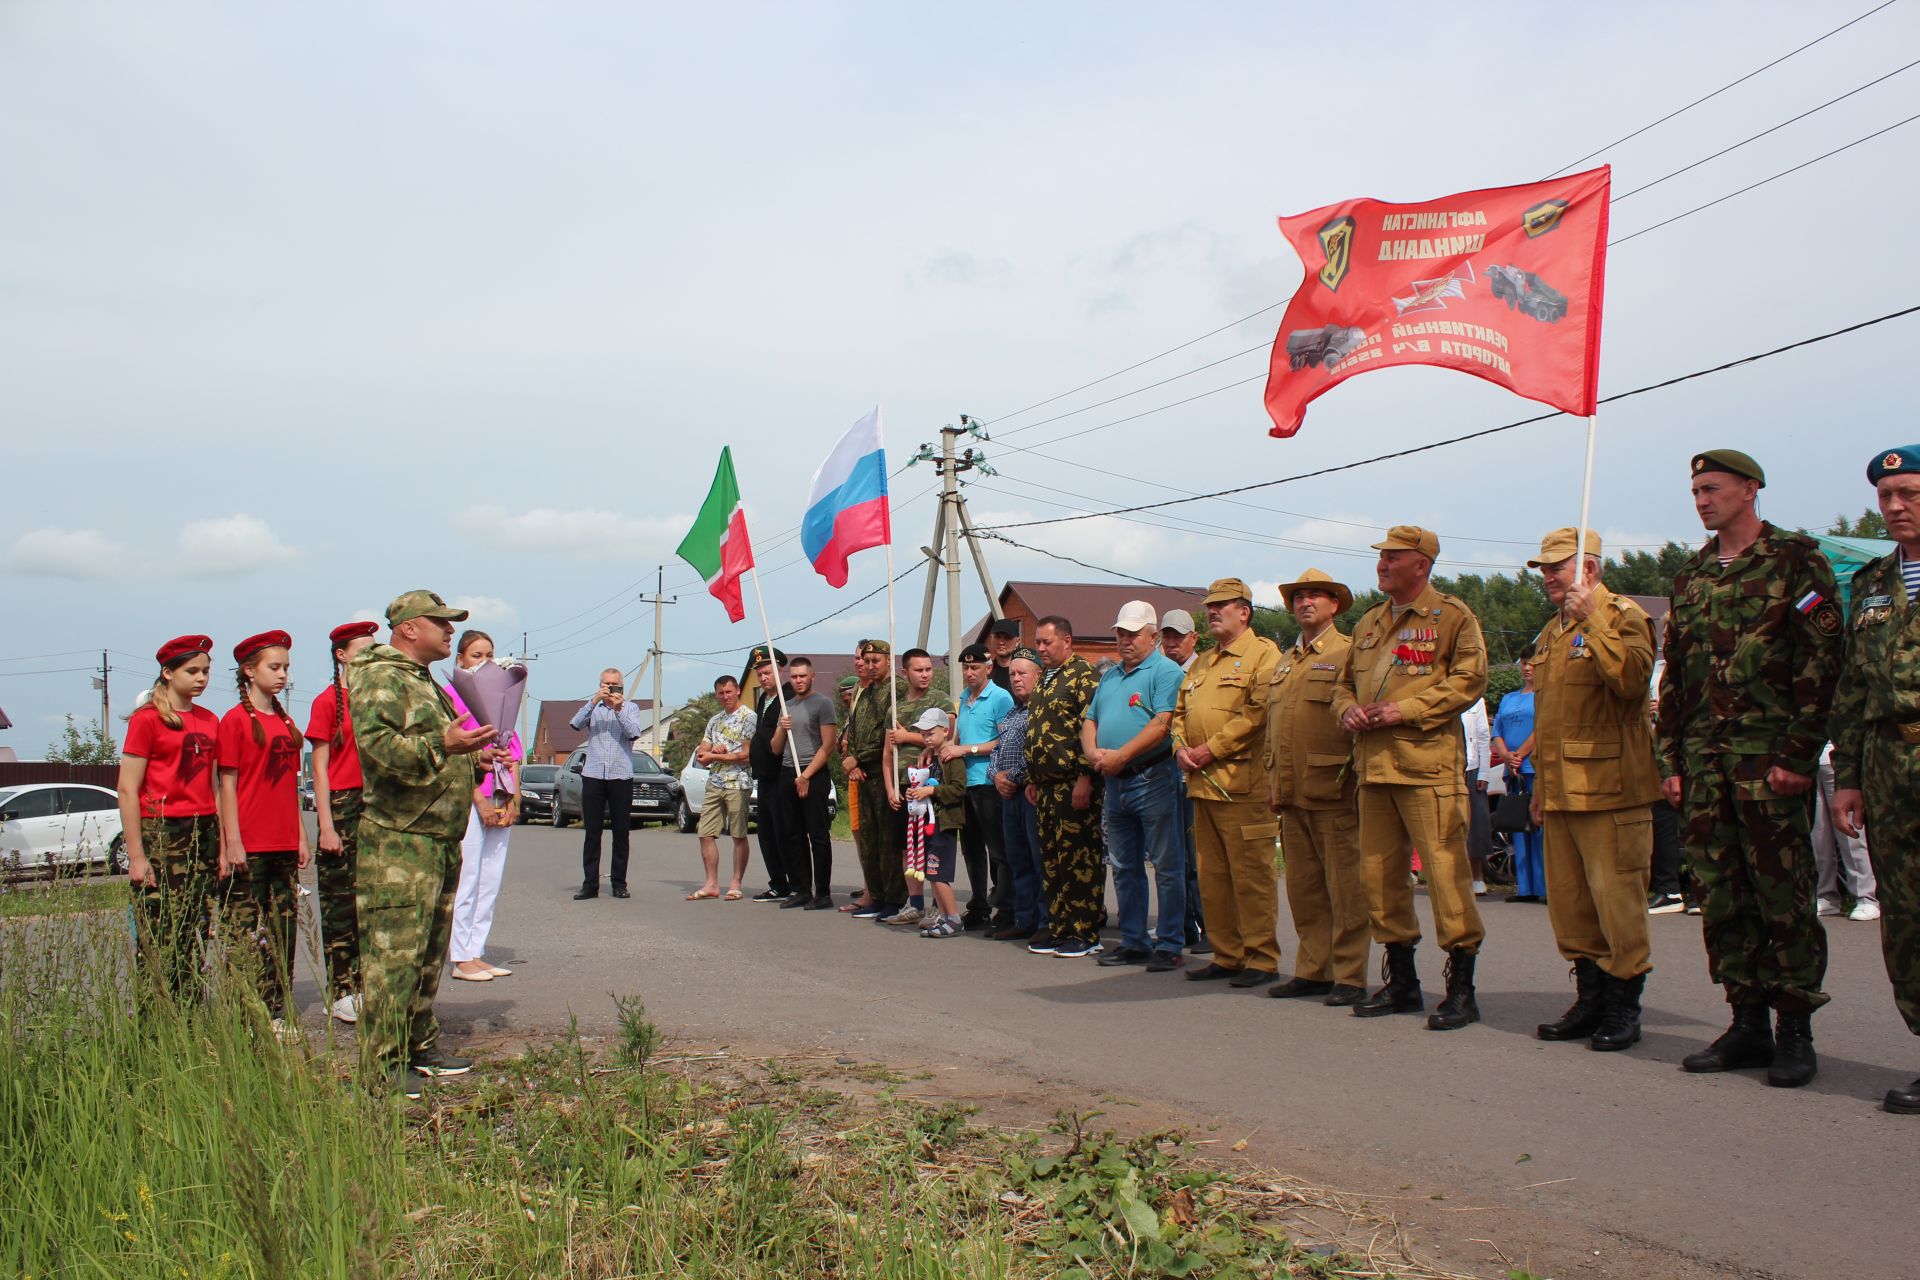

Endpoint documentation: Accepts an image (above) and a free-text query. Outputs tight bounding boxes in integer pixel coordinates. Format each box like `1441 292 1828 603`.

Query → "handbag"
1490 789 1537 834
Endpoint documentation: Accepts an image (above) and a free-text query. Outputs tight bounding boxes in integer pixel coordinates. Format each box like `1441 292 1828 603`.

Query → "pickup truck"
550 749 681 828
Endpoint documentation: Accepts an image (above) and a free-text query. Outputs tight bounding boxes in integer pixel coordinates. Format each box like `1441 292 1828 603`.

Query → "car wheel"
675 799 694 834
107 834 128 877
552 802 569 829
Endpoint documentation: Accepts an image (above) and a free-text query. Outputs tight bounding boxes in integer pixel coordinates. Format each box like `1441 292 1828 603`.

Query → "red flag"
1263 167 1609 438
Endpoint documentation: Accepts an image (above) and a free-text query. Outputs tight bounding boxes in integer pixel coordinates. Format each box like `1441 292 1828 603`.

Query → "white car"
675 763 835 833
0 783 127 876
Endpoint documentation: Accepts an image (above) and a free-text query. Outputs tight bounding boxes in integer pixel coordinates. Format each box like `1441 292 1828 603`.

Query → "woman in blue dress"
1492 659 1544 903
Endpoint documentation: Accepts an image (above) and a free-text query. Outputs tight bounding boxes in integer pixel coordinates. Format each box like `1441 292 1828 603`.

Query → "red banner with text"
1264 166 1609 437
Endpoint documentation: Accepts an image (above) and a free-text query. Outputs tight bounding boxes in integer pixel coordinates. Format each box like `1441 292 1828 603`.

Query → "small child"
906 708 968 938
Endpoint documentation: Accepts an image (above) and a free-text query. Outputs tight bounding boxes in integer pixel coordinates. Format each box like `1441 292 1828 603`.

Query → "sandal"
838 898 869 914
686 889 720 901
723 888 744 901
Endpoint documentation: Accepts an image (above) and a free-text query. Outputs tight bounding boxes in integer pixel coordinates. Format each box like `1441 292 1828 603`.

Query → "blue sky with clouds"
3 2 1913 746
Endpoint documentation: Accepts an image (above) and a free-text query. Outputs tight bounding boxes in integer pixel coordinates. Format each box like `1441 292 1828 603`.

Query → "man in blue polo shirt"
1083 600 1188 971
943 643 1017 932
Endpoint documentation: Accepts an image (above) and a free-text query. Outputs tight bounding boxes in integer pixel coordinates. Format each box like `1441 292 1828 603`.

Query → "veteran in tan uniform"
1332 526 1489 1029
1176 577 1284 988
1264 568 1371 1005
1525 528 1661 1052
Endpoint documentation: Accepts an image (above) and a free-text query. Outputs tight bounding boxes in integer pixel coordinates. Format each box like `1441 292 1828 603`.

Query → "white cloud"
4 528 131 579
350 608 383 625
448 594 518 627
175 514 298 577
458 505 688 561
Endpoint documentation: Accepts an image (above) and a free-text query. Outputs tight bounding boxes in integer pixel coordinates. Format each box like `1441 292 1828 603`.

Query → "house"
530 698 671 764
966 580 1207 666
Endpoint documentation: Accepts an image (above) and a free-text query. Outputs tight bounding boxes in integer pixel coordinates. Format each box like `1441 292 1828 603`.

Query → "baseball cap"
988 618 1022 638
1371 526 1440 560
1159 609 1196 636
1526 527 1604 568
913 706 952 731
1112 600 1158 631
386 590 469 627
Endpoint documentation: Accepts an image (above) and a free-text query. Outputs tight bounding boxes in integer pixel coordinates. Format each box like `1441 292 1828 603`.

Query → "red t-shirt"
122 703 221 819
218 703 303 852
304 686 363 792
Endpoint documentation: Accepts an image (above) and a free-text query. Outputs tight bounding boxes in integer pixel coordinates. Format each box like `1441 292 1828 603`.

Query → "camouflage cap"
1371 525 1440 559
856 639 892 656
1690 449 1765 488
1867 444 1920 484
1202 577 1253 606
386 589 469 627
1525 527 1604 568
1008 645 1042 666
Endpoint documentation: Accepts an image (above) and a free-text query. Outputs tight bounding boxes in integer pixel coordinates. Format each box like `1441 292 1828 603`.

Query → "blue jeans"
1002 787 1048 932
1511 771 1545 897
1102 758 1188 953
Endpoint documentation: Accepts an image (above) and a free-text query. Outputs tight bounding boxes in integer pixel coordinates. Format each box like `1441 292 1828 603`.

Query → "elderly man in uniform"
1660 450 1844 1087
1177 578 1283 988
1332 527 1489 1029
349 590 497 1097
1525 530 1661 1051
1265 568 1370 1005
1831 443 1920 1113
1025 615 1105 957
840 640 908 919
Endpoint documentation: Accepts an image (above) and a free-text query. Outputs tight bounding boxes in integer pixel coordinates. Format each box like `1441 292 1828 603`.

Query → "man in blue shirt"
1083 601 1188 970
943 644 1017 932
567 669 648 900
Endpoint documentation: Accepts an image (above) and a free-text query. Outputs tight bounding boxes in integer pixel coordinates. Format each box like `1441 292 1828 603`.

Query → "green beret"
1868 445 1920 484
1690 449 1765 488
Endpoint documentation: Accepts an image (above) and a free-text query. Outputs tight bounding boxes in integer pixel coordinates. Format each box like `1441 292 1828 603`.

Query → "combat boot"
1681 1003 1773 1073
1884 1078 1920 1114
1427 947 1480 1031
1351 942 1423 1017
1589 971 1645 1052
1536 958 1604 1041
1767 1011 1818 1088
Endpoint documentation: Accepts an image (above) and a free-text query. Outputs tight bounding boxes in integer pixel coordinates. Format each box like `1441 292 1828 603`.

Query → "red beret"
232 630 293 663
155 635 212 666
329 621 380 646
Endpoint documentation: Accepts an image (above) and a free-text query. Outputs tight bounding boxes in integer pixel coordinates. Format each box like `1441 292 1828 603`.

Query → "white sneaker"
331 993 361 1024
1816 897 1842 917
1850 901 1882 922
1471 879 1487 896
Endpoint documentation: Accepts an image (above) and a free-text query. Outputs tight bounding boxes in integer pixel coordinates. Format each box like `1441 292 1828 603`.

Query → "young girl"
217 631 310 1034
306 621 378 1023
905 708 968 939
444 630 522 982
119 635 235 1002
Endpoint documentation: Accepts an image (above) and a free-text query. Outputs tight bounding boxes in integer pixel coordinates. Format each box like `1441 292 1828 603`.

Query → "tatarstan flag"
676 447 754 622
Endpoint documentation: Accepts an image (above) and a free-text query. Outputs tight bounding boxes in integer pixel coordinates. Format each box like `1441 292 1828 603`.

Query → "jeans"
1001 786 1047 932
962 784 1010 924
580 775 633 891
1101 758 1188 954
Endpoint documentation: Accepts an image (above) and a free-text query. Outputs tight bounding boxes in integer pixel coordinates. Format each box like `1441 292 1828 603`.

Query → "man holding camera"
568 668 647 900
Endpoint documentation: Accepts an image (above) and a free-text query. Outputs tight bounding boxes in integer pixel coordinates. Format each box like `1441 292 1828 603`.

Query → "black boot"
1352 943 1423 1017
1681 1003 1773 1073
1885 1078 1920 1114
1589 971 1645 1052
1427 948 1480 1030
1767 1011 1818 1088
1536 959 1604 1041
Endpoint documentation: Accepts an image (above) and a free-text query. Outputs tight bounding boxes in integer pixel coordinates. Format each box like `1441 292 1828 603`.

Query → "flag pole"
746 561 802 775
883 509 900 805
1574 413 1598 587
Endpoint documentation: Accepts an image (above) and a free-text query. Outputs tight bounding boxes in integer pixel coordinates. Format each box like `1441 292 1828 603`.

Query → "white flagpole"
745 559 802 774
1574 413 1598 587
883 507 900 805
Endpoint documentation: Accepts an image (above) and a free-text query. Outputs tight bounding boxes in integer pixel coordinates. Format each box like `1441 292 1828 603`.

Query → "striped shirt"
990 701 1031 786
1903 551 1920 601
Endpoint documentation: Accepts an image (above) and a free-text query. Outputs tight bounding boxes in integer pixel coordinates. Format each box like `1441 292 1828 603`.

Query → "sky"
3 1 1915 748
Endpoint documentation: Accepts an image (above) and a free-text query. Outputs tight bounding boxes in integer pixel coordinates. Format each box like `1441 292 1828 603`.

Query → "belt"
1116 750 1173 778
1880 720 1920 744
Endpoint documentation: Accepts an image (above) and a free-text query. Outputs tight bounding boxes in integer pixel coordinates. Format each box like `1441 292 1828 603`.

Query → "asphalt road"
292 822 1916 1279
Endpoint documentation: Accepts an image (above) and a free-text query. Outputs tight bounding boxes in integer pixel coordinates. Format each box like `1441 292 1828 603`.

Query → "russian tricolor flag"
802 408 890 588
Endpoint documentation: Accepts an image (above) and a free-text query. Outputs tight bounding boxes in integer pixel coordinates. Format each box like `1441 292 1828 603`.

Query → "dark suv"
516 763 560 824
550 749 681 828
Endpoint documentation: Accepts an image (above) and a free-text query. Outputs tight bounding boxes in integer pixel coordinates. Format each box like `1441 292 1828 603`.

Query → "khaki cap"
1371 525 1440 560
1202 577 1253 606
1277 567 1354 613
1526 527 1604 568
1690 449 1765 487
856 638 892 656
386 589 469 627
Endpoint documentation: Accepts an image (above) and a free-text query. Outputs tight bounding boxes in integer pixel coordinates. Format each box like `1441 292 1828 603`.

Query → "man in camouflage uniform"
1332 527 1489 1029
1830 443 1920 1114
841 640 908 916
1659 450 1845 1088
1025 615 1105 957
349 590 497 1095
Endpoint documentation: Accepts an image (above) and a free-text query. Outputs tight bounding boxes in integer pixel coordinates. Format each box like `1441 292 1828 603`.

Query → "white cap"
1113 600 1158 632
913 706 952 731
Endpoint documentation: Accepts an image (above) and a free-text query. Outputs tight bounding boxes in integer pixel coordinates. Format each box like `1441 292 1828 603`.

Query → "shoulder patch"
1810 601 1843 636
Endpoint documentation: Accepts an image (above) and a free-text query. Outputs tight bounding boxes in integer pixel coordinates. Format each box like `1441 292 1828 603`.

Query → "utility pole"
93 651 110 733
641 567 677 753
909 415 1003 703
516 631 538 761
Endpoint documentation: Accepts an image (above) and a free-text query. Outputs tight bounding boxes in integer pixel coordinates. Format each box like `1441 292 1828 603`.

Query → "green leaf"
1116 1190 1161 1242
1032 1155 1060 1177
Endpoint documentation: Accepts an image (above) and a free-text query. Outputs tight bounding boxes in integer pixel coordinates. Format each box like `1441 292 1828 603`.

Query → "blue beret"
1868 445 1920 484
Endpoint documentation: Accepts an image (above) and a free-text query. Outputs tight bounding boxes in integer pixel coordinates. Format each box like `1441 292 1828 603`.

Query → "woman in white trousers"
448 630 521 982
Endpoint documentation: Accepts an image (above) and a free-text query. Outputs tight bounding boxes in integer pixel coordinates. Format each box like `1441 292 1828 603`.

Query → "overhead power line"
666 563 923 658
972 304 1920 534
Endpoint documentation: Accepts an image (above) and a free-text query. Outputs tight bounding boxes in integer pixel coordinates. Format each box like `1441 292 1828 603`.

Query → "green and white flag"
676 447 755 622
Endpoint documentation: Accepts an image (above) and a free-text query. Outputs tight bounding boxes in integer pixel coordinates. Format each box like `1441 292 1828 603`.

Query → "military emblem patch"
1317 215 1355 291
1810 601 1842 636
1522 199 1569 238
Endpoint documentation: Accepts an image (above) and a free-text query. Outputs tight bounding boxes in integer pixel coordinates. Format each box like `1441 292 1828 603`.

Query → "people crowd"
112 444 1920 1113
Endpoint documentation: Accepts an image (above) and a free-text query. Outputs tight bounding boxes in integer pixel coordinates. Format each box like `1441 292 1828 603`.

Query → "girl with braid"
445 629 522 982
119 634 238 1003
305 621 379 1024
216 630 310 1037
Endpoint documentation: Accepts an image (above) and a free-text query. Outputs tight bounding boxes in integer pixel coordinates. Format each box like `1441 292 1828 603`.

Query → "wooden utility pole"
912 416 1003 700
642 567 676 752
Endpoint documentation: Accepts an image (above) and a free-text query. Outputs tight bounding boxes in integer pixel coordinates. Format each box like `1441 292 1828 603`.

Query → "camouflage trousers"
356 819 460 1078
1034 779 1104 946
242 850 300 1018
1861 733 1920 1036
854 774 907 905
131 814 249 1004
1681 753 1828 1012
316 789 363 999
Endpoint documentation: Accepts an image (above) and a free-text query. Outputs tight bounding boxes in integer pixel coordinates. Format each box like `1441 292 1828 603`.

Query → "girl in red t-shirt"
119 634 239 1001
305 621 378 1024
217 630 310 1031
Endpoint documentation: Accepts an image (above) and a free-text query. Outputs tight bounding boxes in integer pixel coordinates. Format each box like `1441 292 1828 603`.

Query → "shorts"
697 787 750 838
926 830 957 884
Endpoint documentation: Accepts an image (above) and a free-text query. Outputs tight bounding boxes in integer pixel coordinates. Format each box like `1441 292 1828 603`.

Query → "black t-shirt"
750 684 796 777
990 662 1013 692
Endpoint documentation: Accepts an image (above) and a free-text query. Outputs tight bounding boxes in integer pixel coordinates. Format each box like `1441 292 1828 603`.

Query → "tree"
1827 508 1889 539
1602 541 1695 600
47 715 119 765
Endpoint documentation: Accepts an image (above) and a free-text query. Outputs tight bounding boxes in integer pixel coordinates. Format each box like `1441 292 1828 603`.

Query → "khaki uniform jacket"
346 643 476 839
1331 584 1487 791
1528 585 1661 813
1175 627 1281 800
1264 628 1356 811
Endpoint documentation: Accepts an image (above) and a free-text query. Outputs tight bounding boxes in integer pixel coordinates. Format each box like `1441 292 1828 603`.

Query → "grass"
0 874 126 920
1 909 1485 1279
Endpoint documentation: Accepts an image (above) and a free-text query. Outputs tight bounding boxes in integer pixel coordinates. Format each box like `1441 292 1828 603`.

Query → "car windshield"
0 788 16 809
523 765 558 784
633 751 661 773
